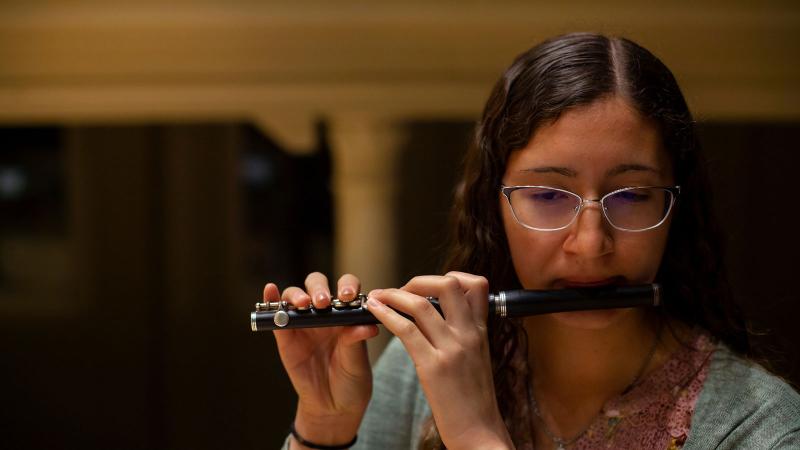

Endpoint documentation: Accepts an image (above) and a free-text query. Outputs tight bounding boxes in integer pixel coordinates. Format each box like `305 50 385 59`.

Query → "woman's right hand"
266 272 379 448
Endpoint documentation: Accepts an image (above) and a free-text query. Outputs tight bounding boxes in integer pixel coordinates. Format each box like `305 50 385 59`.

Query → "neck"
524 310 664 410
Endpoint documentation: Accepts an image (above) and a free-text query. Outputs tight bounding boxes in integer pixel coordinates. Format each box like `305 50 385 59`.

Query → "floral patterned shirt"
563 330 715 449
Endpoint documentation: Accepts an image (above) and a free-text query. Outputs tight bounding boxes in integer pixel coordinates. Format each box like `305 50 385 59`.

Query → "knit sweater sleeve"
354 337 431 450
684 346 800 449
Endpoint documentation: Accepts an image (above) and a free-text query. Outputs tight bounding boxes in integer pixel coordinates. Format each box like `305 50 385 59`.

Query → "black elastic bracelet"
289 422 357 450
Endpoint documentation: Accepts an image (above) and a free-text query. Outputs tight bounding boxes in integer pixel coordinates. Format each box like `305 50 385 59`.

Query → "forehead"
505 96 670 178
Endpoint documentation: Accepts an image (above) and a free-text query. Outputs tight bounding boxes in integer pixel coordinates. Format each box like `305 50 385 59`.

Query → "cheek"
501 202 559 289
616 227 671 282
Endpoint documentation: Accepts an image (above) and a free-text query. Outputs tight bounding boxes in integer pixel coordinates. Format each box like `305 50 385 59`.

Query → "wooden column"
328 115 405 363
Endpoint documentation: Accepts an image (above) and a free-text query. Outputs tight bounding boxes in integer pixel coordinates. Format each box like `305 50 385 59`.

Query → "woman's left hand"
367 272 514 450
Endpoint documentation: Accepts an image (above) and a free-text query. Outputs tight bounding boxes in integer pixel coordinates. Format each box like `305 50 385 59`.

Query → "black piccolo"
250 283 660 331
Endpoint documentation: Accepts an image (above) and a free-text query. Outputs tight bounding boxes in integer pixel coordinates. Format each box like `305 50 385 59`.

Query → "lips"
557 276 626 288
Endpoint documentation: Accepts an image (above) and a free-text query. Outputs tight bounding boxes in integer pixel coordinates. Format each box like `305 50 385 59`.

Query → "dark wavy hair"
417 32 750 449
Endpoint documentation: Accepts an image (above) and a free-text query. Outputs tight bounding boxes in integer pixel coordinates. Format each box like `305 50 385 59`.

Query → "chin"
548 307 636 330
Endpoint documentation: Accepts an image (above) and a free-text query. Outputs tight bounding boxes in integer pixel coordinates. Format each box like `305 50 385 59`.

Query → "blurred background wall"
1 1 798 449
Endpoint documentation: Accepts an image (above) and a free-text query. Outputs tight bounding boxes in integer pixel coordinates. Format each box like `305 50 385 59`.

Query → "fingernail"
298 295 312 308
315 292 330 307
368 289 383 297
367 298 383 309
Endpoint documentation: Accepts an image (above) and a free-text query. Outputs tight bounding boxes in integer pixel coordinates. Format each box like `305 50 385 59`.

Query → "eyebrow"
605 163 661 177
521 166 577 177
520 164 660 178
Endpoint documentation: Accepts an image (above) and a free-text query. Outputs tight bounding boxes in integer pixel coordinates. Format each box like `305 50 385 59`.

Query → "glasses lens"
509 187 581 230
603 188 673 230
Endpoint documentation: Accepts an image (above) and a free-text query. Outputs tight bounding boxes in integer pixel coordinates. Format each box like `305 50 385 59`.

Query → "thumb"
336 325 380 375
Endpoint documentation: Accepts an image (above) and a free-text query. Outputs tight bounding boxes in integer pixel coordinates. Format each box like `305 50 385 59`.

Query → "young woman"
265 33 800 449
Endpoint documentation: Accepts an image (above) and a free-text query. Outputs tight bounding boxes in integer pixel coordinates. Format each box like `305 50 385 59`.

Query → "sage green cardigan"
283 337 800 449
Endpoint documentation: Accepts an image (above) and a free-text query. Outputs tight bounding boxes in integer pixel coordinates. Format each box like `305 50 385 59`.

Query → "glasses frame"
500 185 681 232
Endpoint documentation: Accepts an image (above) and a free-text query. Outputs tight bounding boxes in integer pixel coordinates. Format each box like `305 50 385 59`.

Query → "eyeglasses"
500 185 680 232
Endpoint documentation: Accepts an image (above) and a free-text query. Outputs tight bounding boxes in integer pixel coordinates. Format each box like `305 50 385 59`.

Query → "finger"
263 283 281 302
366 294 433 355
332 324 379 378
273 286 312 358
338 324 380 346
370 289 449 348
264 283 294 342
443 271 490 324
337 273 361 302
334 326 376 383
402 275 471 328
281 286 312 309
304 272 331 309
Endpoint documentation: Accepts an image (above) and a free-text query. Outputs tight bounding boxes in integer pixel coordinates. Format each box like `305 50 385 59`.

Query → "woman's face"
500 96 674 329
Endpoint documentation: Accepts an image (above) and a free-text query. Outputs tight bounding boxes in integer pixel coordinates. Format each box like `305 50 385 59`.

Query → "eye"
611 189 651 202
528 189 571 202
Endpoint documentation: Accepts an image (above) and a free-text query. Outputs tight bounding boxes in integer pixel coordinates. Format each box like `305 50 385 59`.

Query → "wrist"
294 408 360 447
290 422 358 450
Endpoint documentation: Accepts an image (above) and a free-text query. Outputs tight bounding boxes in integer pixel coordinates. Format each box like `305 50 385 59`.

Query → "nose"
561 200 614 257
